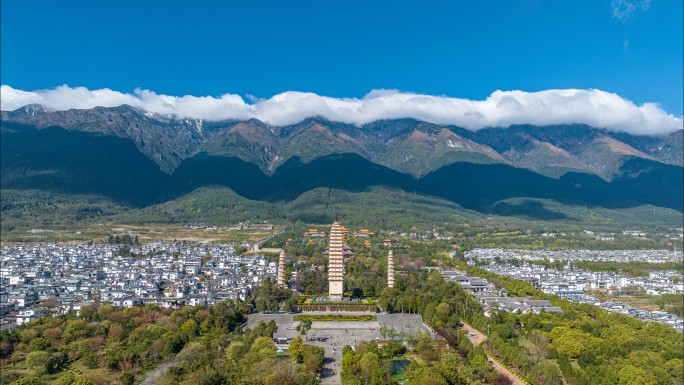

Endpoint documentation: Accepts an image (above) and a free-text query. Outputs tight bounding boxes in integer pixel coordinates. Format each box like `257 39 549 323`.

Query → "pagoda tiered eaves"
277 249 286 288
327 221 349 302
387 250 395 288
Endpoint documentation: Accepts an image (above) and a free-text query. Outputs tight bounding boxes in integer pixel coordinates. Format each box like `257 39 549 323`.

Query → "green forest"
0 302 321 385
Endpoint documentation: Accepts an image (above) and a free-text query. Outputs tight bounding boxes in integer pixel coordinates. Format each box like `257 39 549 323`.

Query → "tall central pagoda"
326 221 353 301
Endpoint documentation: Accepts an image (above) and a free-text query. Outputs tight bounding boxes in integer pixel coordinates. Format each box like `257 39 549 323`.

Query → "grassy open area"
588 292 684 317
608 296 661 311
0 223 280 244
575 260 684 276
0 356 139 385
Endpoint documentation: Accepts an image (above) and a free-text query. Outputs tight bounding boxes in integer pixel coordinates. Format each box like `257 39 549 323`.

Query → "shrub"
14 376 44 385
25 350 55 375
82 351 98 368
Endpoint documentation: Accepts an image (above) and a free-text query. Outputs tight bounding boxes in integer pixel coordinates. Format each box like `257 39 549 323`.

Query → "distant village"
2 241 682 333
0 243 277 330
465 248 684 331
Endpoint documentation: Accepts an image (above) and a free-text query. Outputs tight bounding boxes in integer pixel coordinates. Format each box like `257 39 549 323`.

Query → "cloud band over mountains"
1 85 681 135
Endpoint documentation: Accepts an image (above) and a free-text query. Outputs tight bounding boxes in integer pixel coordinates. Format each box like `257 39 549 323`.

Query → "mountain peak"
106 104 143 114
12 104 50 117
297 116 333 126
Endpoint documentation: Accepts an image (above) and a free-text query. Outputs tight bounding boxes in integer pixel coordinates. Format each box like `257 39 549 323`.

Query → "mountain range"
1 104 682 227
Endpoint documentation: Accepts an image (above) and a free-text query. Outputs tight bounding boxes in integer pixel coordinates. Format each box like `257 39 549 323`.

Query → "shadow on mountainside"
1 124 168 207
2 124 682 219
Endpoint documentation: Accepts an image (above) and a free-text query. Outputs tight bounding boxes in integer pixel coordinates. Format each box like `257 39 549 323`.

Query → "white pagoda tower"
328 221 345 301
387 250 395 288
277 249 286 288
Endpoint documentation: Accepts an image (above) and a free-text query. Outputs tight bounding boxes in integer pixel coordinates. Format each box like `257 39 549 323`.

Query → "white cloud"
612 0 651 22
1 84 681 136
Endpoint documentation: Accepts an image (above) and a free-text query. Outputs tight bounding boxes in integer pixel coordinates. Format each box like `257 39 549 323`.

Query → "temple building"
277 249 287 288
387 250 395 288
324 221 353 301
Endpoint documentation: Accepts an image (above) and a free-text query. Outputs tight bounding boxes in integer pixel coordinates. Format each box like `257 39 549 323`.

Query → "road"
459 321 486 346
460 321 526 385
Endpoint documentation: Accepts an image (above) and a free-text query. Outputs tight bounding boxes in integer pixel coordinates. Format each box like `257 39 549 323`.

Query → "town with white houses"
0 243 277 330
2 242 682 333
464 248 684 331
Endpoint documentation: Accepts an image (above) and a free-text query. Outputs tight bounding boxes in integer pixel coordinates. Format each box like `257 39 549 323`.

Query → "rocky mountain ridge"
2 104 681 181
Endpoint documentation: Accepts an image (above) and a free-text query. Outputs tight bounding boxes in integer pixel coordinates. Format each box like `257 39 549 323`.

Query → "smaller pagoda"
387 250 395 288
277 249 287 288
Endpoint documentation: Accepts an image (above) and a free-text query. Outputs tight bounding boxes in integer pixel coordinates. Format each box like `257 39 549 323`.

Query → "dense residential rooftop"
0 243 277 329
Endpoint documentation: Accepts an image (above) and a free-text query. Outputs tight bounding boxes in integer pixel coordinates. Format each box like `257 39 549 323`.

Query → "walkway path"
138 359 176 385
460 321 526 385
460 321 486 346
306 328 375 385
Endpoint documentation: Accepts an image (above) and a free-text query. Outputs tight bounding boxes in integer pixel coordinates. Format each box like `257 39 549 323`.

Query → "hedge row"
485 348 532 385
293 315 377 322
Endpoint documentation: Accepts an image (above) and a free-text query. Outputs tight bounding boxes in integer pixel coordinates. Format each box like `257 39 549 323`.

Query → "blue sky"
1 0 682 116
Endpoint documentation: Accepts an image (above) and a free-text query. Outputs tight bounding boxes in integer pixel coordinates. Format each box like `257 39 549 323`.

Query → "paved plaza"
247 312 431 384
